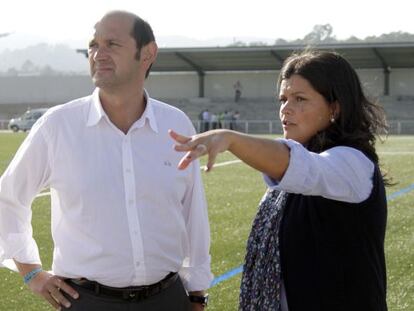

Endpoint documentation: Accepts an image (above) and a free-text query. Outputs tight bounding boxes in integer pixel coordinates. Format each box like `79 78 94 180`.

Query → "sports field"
0 132 413 310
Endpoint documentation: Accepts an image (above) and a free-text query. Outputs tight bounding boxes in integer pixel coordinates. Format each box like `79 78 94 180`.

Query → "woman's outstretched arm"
169 129 290 181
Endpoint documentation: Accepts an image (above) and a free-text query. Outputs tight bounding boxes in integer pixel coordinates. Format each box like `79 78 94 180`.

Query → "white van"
8 108 48 132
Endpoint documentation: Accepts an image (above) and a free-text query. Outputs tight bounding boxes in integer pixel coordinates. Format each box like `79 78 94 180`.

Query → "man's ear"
142 42 158 64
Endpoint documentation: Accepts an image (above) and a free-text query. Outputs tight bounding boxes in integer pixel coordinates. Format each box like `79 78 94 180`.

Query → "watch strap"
189 294 209 306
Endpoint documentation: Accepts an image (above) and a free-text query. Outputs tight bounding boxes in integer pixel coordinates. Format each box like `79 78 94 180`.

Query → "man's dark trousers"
64 277 191 311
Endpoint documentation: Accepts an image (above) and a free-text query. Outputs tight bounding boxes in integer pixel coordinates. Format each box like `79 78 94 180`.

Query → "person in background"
201 109 211 132
210 113 218 129
234 80 243 103
170 50 389 311
231 111 240 131
0 10 211 311
223 110 232 129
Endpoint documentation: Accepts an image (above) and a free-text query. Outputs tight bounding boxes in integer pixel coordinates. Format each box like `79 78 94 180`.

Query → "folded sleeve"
264 139 374 203
178 120 213 291
0 118 52 268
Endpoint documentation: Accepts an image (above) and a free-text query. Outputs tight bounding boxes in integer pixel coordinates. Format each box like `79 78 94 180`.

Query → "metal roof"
77 42 414 72
76 42 414 96
151 42 414 72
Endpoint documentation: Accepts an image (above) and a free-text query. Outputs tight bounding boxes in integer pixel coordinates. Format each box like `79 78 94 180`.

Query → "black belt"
68 272 179 301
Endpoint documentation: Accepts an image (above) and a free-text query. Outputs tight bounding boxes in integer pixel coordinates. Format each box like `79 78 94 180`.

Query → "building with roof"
1 42 413 124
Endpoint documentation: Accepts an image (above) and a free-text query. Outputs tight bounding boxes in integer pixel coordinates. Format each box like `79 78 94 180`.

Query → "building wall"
391 68 414 96
0 68 413 106
0 75 94 104
204 71 278 99
146 72 199 98
356 69 384 98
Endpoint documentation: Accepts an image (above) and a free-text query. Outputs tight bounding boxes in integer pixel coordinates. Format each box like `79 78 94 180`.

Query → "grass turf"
0 133 413 310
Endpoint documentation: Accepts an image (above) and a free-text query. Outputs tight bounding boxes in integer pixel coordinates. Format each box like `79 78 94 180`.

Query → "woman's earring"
330 116 335 123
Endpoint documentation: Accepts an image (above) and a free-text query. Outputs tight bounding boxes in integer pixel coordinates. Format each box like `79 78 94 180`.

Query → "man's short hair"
130 15 155 78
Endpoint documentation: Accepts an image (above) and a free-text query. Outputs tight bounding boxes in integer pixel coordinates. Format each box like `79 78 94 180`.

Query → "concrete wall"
357 69 384 98
204 71 278 99
146 72 199 98
391 68 414 96
0 68 413 106
0 75 94 104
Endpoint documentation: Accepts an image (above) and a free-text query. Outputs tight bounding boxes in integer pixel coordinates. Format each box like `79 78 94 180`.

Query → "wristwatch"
189 294 209 307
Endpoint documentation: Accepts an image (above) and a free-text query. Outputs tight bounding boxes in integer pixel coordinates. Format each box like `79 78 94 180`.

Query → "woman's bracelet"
23 267 43 284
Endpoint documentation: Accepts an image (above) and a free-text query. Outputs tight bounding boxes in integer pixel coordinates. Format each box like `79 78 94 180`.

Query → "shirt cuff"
178 256 213 292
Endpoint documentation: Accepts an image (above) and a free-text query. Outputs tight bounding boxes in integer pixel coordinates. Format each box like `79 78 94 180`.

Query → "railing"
1 119 414 135
193 120 414 135
193 120 283 134
0 120 9 130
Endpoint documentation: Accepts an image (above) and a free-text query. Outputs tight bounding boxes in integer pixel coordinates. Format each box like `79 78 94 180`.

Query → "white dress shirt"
264 138 375 311
0 89 213 291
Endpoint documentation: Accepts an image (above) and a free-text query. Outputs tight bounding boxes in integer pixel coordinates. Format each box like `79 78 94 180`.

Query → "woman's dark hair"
278 50 388 167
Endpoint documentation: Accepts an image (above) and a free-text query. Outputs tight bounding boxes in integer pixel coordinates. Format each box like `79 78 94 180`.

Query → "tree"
274 38 288 45
302 24 336 44
272 24 414 46
0 32 12 38
249 41 268 47
21 59 37 73
344 36 362 43
365 31 414 42
227 40 247 47
6 67 18 76
40 65 56 75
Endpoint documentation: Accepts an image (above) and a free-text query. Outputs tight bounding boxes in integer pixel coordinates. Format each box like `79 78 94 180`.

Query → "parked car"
8 108 48 132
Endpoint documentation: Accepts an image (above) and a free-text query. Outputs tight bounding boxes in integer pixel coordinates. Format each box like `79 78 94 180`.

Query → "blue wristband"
23 267 43 284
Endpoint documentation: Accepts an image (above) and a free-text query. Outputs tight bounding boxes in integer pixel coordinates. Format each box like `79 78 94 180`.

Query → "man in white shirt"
0 10 212 310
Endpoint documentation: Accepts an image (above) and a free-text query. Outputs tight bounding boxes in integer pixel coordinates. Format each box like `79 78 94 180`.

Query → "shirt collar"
86 88 158 133
86 88 105 127
133 89 158 133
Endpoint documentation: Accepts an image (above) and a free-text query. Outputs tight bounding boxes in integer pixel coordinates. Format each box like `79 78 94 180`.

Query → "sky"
1 0 414 49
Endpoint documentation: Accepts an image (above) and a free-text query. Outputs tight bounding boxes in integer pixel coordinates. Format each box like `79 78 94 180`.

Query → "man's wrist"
14 260 43 284
23 267 43 284
189 293 209 307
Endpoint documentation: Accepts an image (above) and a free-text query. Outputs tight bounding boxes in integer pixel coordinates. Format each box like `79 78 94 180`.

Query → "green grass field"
0 133 413 310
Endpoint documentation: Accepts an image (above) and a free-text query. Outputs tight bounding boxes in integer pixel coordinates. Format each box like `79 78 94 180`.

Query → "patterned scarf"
239 189 289 311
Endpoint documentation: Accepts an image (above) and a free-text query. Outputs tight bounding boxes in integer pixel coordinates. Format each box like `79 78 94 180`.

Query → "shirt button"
125 168 131 173
135 261 140 267
129 199 134 205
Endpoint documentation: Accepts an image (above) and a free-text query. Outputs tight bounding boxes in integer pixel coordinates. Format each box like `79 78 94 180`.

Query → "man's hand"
28 271 79 310
14 261 79 310
191 302 206 310
188 290 207 311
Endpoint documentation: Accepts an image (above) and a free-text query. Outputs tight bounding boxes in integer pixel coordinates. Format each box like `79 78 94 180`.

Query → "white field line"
34 159 242 199
378 151 414 155
36 192 52 198
206 159 242 168
32 152 413 200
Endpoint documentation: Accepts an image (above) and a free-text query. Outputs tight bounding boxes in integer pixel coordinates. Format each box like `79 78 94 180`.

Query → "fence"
193 120 414 135
2 119 414 135
0 120 9 130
